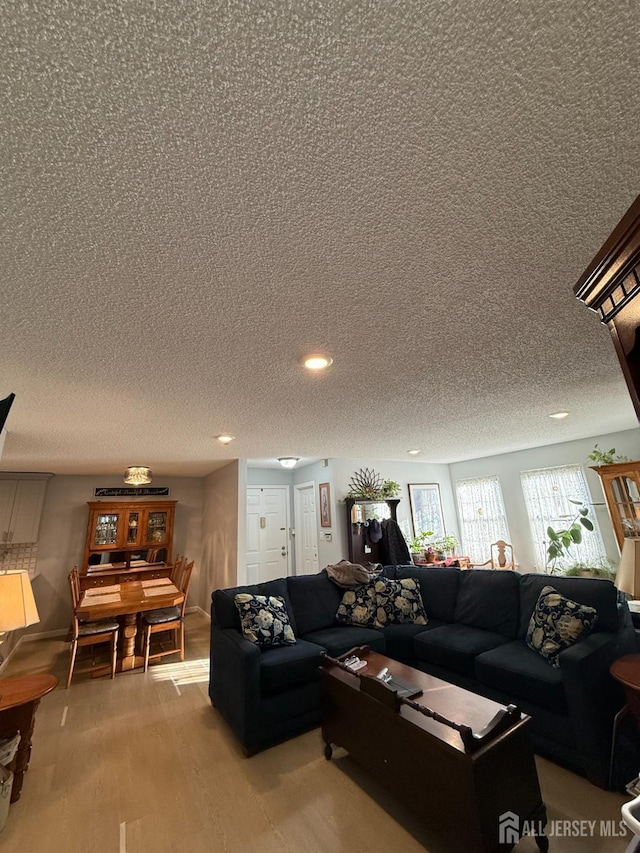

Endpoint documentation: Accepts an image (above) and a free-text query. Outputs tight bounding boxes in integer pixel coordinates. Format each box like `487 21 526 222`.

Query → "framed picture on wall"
408 483 445 538
319 482 332 527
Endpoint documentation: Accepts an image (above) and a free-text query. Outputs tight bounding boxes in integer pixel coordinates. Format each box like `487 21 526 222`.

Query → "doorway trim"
294 480 319 576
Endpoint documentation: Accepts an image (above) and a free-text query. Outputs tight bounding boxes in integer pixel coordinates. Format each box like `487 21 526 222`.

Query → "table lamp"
615 538 640 613
0 570 40 660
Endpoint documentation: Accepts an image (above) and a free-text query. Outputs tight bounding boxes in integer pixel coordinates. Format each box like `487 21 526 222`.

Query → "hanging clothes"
379 518 411 565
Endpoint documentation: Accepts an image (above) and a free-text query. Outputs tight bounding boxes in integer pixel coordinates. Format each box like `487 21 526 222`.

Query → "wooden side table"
611 656 640 726
0 673 58 802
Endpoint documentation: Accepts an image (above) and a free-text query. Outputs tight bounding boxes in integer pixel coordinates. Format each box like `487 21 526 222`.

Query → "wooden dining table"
76 578 184 672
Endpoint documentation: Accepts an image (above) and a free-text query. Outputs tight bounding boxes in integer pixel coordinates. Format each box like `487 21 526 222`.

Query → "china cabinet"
345 498 400 565
82 500 176 578
591 462 640 550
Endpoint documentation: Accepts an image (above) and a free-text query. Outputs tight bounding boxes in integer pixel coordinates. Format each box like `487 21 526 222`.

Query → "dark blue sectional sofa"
209 565 636 788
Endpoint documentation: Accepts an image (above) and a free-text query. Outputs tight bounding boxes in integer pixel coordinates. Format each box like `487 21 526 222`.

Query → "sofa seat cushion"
301 625 385 658
381 620 445 662
259 639 326 696
475 640 568 713
414 624 510 676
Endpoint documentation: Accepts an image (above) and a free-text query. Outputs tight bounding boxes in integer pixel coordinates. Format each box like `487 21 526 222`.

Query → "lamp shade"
0 571 40 632
615 538 640 599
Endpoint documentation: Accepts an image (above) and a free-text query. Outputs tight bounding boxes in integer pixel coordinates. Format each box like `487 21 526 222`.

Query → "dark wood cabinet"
345 498 400 565
574 194 640 421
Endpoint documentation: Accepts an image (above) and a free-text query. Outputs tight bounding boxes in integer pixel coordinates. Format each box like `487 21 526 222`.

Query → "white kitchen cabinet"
0 477 50 545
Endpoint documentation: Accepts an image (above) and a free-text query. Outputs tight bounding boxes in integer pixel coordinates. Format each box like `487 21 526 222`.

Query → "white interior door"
295 482 319 575
246 486 290 584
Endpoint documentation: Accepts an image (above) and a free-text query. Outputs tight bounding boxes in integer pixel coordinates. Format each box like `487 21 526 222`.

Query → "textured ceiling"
1 0 639 476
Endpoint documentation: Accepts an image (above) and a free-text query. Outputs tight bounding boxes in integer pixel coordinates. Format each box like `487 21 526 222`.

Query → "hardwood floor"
0 612 634 852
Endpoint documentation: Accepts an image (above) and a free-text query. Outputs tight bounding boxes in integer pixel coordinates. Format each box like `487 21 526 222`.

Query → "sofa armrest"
209 625 262 726
560 632 626 786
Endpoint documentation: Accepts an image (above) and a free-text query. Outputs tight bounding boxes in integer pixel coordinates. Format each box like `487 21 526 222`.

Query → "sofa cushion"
259 639 326 695
381 620 444 662
373 577 428 627
301 625 386 658
414 624 510 676
235 594 296 647
214 578 297 633
475 640 568 713
287 572 342 635
525 585 598 667
454 569 519 638
518 574 618 638
392 566 461 623
335 581 378 627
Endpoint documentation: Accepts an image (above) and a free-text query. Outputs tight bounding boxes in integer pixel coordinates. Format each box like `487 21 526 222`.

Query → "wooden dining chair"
471 540 516 570
141 559 194 672
169 554 185 586
67 567 120 688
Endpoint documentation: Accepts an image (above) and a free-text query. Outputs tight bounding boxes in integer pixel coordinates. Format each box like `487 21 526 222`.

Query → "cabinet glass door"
126 511 140 545
145 511 168 545
94 513 119 546
610 475 640 538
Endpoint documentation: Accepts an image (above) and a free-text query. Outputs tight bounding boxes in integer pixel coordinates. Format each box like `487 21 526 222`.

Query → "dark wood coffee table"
321 647 547 853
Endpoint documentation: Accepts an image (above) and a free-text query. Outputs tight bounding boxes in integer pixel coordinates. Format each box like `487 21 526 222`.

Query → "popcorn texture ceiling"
1 0 639 476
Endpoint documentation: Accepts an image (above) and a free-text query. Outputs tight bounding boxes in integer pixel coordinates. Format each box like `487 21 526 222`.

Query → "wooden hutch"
80 500 177 589
591 462 640 551
345 498 400 565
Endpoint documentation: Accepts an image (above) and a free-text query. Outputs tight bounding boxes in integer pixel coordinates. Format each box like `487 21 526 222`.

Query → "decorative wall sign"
94 487 169 497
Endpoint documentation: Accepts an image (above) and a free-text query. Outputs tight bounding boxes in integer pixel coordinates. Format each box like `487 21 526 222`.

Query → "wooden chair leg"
110 632 118 678
179 621 185 661
143 624 152 672
67 639 78 689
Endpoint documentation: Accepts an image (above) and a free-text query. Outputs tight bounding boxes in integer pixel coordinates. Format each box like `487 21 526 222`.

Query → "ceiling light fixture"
215 434 235 445
549 412 569 420
408 450 421 455
303 354 333 371
278 457 300 468
124 466 152 485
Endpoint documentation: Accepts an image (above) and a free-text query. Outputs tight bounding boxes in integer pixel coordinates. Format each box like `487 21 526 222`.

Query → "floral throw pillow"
234 594 296 648
336 580 378 627
526 585 598 667
373 577 428 627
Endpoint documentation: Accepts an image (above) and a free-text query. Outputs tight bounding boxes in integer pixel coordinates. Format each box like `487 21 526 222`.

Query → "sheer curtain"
455 476 510 563
520 465 606 570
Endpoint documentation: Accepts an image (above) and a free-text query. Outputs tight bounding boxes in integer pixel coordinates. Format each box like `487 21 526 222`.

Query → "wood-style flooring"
0 612 633 852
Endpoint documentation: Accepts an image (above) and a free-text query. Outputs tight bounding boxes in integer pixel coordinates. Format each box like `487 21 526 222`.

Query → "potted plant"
410 530 435 563
587 444 629 465
562 557 616 580
546 501 594 574
429 533 459 558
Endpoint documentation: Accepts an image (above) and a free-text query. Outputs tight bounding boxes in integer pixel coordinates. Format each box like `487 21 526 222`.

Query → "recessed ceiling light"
549 412 569 420
303 354 333 370
215 434 235 445
278 457 299 468
408 450 421 456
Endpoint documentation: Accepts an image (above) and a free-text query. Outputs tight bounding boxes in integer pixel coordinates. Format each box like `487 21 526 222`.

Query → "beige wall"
27 474 204 636
197 460 244 613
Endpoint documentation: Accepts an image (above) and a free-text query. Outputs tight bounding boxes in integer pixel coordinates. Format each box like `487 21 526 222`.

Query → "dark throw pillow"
234 593 296 647
526 585 597 667
336 580 378 627
373 577 428 628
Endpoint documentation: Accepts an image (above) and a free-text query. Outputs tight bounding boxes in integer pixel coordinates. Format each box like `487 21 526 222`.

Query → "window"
455 476 510 563
408 484 445 538
520 465 606 570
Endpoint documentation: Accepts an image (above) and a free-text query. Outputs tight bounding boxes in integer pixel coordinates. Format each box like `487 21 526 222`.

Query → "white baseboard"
186 605 210 619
